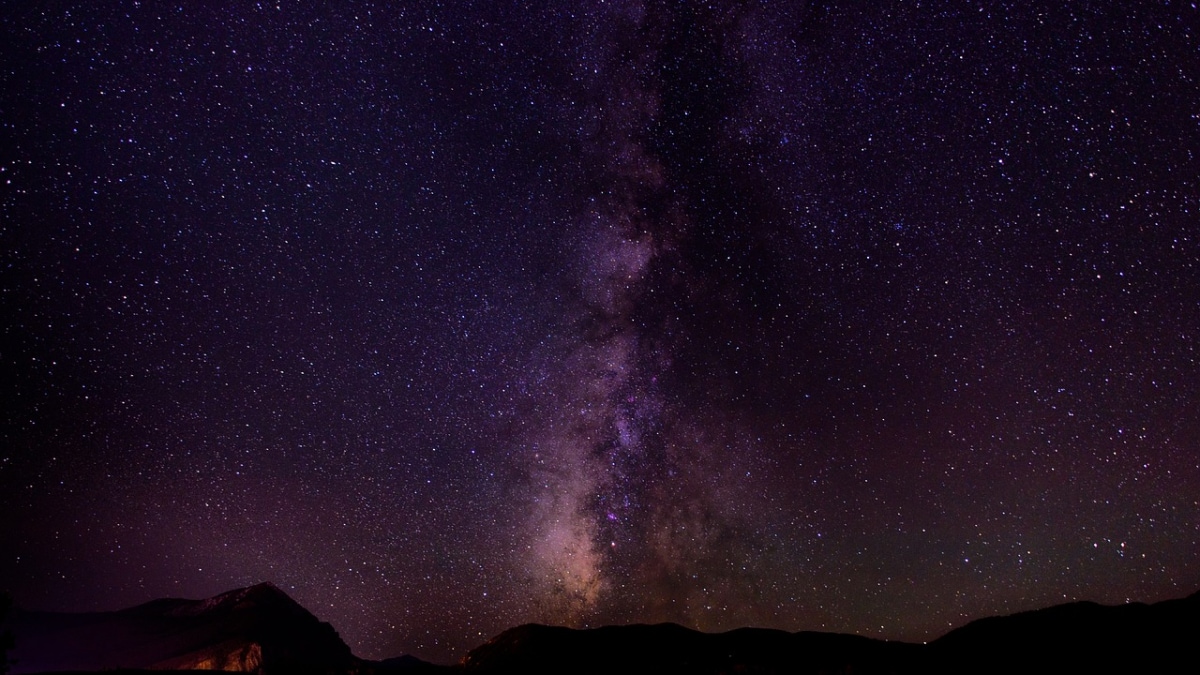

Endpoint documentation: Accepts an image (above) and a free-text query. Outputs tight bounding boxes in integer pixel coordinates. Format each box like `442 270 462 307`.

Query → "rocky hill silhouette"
8 583 356 674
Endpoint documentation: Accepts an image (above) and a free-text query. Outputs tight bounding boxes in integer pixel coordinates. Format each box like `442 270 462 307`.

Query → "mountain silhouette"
926 590 1200 674
461 622 920 674
6 586 1198 674
8 582 356 674
462 591 1200 674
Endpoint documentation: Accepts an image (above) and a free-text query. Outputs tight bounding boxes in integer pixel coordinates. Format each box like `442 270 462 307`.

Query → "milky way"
3 1 1199 665
515 3 766 626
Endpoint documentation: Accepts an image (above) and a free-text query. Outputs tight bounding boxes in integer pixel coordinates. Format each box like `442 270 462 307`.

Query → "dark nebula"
2 1 1199 665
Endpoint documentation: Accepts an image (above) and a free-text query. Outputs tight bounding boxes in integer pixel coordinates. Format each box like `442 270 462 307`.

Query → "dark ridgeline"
461 591 1200 674
460 622 920 674
926 590 1200 674
5 585 1198 674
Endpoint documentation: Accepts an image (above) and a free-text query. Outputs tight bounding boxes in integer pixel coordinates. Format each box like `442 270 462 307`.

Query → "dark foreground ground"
7 586 1198 675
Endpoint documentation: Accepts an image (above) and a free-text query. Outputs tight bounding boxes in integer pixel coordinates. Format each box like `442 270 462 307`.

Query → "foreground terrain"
6 584 1198 674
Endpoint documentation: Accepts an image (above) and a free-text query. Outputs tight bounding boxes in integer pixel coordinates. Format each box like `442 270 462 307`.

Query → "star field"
2 1 1199 665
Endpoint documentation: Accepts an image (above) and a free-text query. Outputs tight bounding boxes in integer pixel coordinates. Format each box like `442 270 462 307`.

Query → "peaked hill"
8 582 355 674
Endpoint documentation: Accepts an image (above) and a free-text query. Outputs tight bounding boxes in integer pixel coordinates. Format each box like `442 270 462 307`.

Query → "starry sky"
2 0 1200 666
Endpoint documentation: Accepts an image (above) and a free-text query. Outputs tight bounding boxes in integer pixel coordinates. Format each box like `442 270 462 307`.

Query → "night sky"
3 0 1200 666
